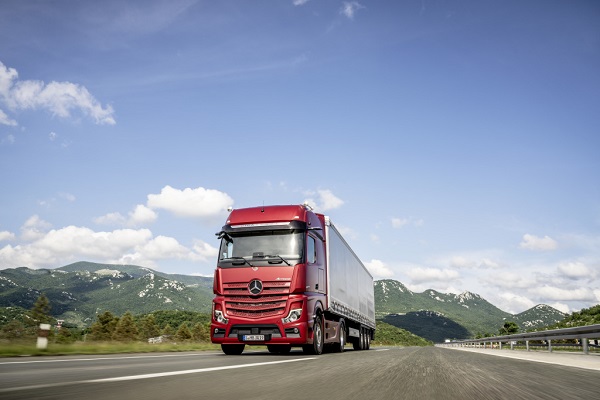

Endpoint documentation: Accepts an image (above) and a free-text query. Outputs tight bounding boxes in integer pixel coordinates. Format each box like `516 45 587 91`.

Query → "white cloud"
365 259 394 278
0 219 216 270
21 215 52 241
123 235 190 261
303 189 344 212
519 234 558 251
0 109 17 126
0 231 15 242
192 239 219 260
147 185 233 219
482 271 531 290
0 60 115 126
128 204 158 226
548 302 570 314
1 134 15 145
0 225 153 267
59 192 76 202
49 131 57 141
293 0 310 5
95 204 157 227
529 285 596 302
557 261 593 280
94 212 127 226
340 1 364 19
406 267 460 284
497 292 536 314
391 216 423 228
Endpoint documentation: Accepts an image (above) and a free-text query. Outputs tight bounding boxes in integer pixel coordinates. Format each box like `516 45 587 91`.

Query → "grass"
0 340 221 357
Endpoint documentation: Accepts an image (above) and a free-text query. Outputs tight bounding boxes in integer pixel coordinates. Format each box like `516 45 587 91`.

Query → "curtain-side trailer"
211 204 376 355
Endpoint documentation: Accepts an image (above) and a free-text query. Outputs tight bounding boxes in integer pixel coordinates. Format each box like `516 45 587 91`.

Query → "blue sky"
1 0 599 314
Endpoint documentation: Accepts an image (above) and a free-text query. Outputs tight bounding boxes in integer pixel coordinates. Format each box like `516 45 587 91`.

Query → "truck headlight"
214 310 229 324
282 309 302 324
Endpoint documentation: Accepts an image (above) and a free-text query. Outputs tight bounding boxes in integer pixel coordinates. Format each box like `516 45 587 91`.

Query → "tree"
499 321 519 335
89 311 119 341
175 322 193 341
112 311 139 342
29 293 52 325
161 323 175 337
191 322 209 342
138 314 160 340
0 319 28 340
56 327 76 344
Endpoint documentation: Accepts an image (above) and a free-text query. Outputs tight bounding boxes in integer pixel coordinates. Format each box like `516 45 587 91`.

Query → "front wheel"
303 316 324 355
221 344 245 355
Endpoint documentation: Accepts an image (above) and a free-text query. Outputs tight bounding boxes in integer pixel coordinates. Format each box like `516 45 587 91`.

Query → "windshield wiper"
228 257 254 267
263 255 291 266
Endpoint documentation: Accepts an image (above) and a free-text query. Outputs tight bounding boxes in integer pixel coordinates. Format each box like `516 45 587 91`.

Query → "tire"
267 345 292 354
365 329 371 350
221 344 245 355
303 316 324 355
334 321 346 353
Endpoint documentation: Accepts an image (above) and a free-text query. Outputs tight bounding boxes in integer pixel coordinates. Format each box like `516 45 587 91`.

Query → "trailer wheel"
303 316 324 355
365 329 371 350
334 321 346 353
221 344 245 355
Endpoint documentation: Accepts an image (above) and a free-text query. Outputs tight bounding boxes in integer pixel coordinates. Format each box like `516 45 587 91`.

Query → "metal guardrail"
439 324 600 355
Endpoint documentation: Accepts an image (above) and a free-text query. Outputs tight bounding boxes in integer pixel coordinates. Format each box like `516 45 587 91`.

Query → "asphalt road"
1 346 599 400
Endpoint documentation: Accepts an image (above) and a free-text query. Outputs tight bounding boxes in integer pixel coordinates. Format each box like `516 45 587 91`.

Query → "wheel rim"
315 323 322 348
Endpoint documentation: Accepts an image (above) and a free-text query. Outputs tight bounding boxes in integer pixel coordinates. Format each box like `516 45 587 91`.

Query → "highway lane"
1 347 599 400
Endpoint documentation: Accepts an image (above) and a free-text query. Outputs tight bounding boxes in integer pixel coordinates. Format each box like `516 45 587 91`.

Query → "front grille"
224 280 290 318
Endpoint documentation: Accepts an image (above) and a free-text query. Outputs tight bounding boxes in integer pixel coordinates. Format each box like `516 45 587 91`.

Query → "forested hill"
0 263 571 341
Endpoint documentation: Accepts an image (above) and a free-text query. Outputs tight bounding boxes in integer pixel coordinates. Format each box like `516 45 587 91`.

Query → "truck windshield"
218 230 303 267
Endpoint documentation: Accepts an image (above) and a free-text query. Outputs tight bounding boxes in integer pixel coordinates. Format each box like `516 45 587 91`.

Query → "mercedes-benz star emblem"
248 279 263 295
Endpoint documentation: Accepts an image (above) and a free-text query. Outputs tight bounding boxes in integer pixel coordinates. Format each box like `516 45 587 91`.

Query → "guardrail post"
499 341 502 350
526 340 530 351
548 340 552 353
510 341 514 350
582 339 589 355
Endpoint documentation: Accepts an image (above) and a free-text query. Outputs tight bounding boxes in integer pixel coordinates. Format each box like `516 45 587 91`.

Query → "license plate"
243 335 265 341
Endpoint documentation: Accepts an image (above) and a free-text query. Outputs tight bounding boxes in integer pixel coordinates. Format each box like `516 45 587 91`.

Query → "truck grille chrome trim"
223 281 291 318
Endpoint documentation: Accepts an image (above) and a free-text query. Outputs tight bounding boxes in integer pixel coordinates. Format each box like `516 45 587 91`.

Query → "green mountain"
513 304 570 330
0 263 568 342
375 279 567 341
547 304 600 329
0 263 213 327
373 321 432 346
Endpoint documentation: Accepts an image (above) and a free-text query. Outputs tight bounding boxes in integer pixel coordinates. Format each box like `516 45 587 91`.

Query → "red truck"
211 204 376 355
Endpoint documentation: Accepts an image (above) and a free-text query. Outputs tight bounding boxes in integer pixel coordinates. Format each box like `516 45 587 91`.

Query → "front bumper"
211 319 308 345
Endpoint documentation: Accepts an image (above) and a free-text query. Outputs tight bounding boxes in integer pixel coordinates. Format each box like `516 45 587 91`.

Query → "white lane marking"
89 357 316 383
374 348 390 352
0 357 316 393
0 352 219 365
